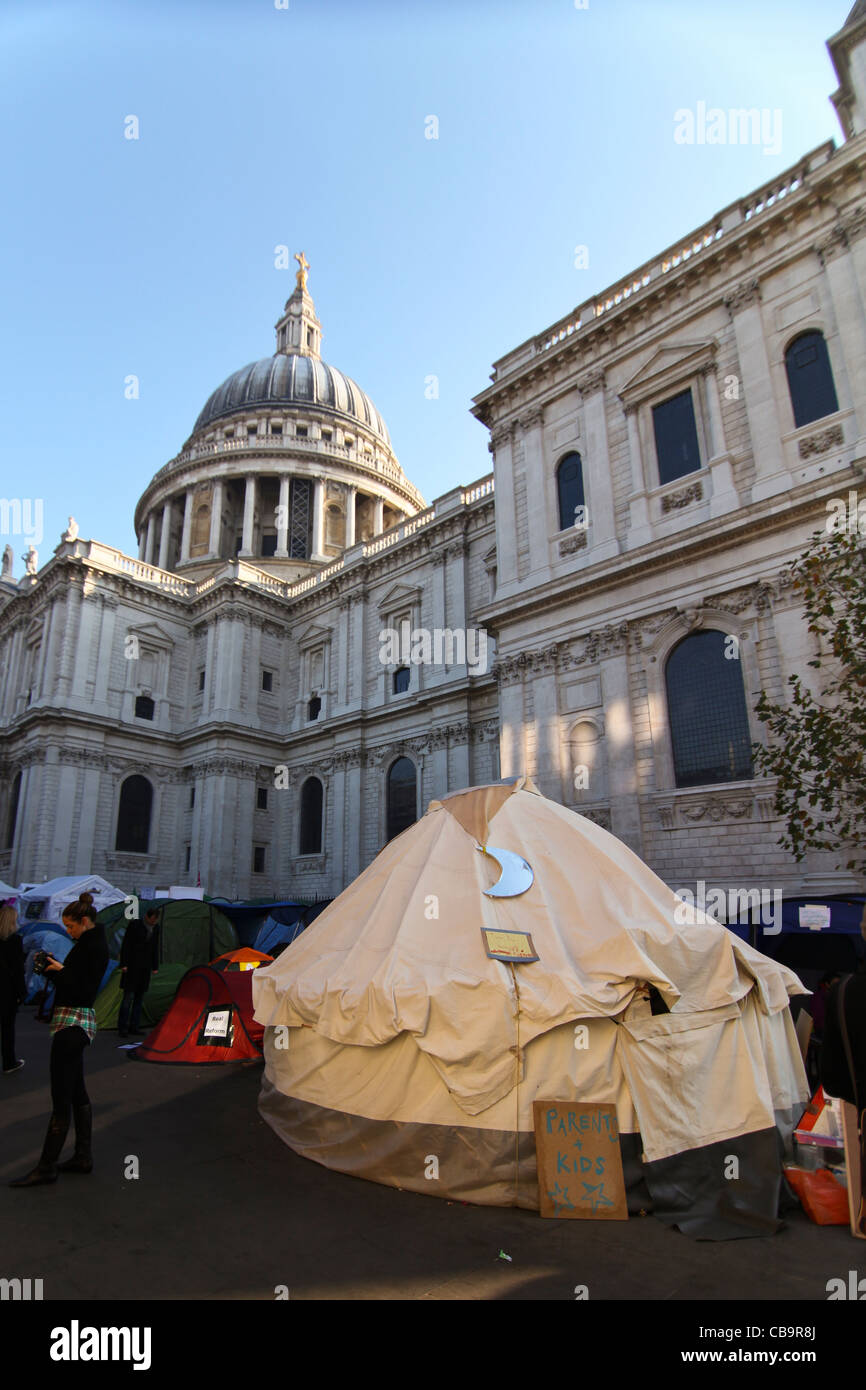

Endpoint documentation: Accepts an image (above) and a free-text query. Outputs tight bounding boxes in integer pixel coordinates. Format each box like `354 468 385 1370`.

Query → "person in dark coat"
117 907 160 1037
0 903 26 1074
9 891 109 1187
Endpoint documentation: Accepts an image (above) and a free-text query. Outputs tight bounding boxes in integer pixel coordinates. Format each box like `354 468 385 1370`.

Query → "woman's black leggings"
49 1027 90 1120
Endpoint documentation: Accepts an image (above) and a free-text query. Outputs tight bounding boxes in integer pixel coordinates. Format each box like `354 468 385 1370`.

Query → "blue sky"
0 0 851 563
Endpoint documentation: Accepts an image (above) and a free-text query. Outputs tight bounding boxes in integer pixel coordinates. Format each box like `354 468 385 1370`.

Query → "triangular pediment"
376 582 422 614
127 621 175 649
296 622 332 648
619 341 716 405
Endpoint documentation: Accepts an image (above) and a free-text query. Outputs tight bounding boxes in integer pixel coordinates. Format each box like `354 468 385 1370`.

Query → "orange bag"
783 1165 850 1225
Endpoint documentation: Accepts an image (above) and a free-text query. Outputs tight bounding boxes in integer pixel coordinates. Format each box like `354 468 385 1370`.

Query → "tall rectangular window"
652 389 702 486
253 845 266 874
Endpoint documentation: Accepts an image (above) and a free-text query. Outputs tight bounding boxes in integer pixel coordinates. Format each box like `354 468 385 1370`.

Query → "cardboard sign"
481 928 539 963
533 1101 628 1220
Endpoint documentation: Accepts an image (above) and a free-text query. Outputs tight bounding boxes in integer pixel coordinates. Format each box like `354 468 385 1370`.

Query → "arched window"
115 775 153 853
386 757 417 841
134 694 155 720
6 771 21 849
785 330 839 429
665 632 753 788
556 452 585 532
299 777 323 855
393 666 410 694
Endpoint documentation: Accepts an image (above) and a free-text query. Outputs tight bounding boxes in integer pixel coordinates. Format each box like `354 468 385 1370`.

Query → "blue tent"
253 900 331 954
723 894 866 988
208 898 330 948
22 926 73 1002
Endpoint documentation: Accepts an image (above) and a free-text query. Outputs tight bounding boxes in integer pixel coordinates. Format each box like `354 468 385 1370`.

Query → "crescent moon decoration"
477 844 534 898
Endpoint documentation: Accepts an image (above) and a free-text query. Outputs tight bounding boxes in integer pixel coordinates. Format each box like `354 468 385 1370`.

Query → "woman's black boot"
9 1112 68 1188
58 1104 93 1174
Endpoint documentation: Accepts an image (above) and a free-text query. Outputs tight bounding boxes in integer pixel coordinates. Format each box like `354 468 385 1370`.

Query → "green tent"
94 899 238 1031
94 964 188 1031
97 898 238 968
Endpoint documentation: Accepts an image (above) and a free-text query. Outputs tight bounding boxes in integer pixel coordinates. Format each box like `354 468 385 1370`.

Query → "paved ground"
1 1010 863 1302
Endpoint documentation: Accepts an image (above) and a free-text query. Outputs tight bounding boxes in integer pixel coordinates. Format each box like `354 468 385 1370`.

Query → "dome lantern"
275 251 322 359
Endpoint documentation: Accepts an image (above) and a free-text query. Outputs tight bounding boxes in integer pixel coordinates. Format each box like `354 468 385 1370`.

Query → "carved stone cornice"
519 407 544 431
471 718 500 743
841 205 866 244
576 368 606 398
798 424 844 459
660 480 703 514
196 756 260 778
815 224 849 266
723 279 761 315
488 421 514 452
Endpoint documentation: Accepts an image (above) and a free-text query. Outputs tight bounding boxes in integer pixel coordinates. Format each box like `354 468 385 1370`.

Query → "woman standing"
9 891 108 1187
0 902 26 1074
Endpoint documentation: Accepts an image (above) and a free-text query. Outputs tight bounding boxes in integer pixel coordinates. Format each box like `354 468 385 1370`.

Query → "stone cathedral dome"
134 255 425 578
193 354 391 445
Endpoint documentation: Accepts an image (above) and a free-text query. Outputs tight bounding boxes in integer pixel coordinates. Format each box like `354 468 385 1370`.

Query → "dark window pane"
665 632 753 788
257 787 268 810
261 533 278 558
116 775 153 853
198 670 205 691
299 778 323 855
261 670 273 692
387 757 417 841
785 331 839 429
652 389 701 485
253 845 265 874
393 666 410 694
307 695 321 721
134 694 155 720
556 452 585 531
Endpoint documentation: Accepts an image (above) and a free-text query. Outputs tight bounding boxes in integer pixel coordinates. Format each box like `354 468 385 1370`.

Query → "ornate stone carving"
680 798 753 823
661 481 703 513
488 422 514 451
576 368 606 397
841 205 866 244
559 531 588 556
295 854 327 873
815 225 849 265
657 805 675 831
519 407 544 430
723 279 761 314
798 424 844 458
578 806 612 831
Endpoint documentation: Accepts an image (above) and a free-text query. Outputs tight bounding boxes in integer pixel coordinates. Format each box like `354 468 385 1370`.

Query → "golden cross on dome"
294 251 310 289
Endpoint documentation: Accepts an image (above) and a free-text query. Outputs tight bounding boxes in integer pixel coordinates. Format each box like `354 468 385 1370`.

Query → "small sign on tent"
199 1008 234 1047
533 1101 628 1220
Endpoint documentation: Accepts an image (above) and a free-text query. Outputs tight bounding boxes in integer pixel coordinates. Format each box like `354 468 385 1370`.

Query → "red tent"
135 964 264 1064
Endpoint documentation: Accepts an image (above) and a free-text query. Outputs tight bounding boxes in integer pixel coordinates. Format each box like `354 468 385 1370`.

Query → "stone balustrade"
490 140 836 382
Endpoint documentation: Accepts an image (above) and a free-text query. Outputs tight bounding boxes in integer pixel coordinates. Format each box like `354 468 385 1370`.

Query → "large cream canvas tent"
253 777 810 1239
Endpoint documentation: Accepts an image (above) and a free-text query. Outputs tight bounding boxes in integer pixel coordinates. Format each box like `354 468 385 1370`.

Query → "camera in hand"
32 950 52 975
